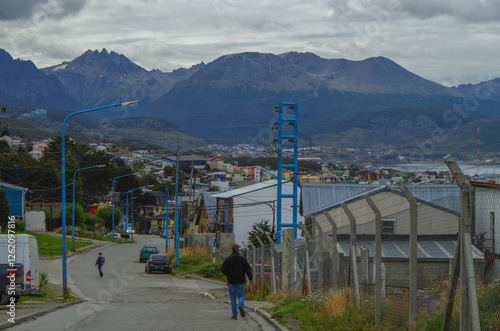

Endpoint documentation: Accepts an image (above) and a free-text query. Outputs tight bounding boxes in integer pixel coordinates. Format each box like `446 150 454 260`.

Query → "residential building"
0 183 28 220
213 180 303 244
205 157 224 170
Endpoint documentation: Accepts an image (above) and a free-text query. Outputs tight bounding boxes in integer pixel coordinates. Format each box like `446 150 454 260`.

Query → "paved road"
11 235 277 331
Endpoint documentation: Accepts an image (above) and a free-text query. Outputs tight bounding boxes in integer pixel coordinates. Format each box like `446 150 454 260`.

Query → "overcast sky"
1 0 499 86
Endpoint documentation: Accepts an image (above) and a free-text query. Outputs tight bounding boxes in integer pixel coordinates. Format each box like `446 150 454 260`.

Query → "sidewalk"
176 274 288 331
0 236 109 329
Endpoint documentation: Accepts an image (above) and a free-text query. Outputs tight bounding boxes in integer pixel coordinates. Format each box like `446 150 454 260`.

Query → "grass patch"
166 247 225 281
19 283 77 303
56 227 133 244
1 231 94 256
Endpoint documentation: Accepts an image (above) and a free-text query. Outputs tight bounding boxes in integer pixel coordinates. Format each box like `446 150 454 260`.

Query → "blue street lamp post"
125 185 152 242
61 101 137 295
72 164 104 251
139 155 179 266
111 173 136 241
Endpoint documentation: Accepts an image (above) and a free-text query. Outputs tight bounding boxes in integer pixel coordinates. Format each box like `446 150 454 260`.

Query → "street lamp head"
121 100 138 107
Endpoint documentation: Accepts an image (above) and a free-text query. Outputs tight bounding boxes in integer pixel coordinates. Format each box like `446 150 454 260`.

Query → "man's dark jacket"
221 252 252 284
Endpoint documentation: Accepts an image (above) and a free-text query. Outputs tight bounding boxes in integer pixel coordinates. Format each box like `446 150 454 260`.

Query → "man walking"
95 252 105 277
221 244 252 320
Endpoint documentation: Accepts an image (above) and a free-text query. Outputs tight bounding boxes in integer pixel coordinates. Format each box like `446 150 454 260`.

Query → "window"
382 219 395 234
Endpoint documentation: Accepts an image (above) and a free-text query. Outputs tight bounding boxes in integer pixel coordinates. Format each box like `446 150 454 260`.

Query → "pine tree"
0 189 10 230
247 220 276 247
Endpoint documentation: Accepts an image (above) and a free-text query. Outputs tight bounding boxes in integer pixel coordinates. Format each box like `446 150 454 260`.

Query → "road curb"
0 300 82 330
176 274 287 330
200 293 288 331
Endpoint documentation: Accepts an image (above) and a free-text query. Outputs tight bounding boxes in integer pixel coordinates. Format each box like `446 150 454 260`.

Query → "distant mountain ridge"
0 49 80 109
3 47 500 157
143 51 475 143
177 51 461 95
42 49 205 108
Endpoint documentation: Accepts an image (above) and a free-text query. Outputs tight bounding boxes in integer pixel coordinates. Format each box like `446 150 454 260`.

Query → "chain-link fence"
244 158 499 329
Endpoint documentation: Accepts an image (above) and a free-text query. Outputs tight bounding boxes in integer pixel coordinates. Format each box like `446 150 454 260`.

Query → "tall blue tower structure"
273 102 299 242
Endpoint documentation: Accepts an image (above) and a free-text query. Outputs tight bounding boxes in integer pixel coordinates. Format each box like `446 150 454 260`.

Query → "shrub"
40 272 48 290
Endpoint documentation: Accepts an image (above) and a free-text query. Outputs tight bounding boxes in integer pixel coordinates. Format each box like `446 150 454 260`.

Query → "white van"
0 234 40 296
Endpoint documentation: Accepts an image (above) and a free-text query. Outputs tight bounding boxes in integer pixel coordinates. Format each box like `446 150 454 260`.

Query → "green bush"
15 220 26 231
40 272 48 290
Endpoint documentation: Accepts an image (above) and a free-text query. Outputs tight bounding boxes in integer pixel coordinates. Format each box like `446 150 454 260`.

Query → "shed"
0 182 28 220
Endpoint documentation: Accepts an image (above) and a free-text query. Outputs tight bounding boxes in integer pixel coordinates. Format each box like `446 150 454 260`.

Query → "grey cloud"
0 0 88 21
399 0 500 22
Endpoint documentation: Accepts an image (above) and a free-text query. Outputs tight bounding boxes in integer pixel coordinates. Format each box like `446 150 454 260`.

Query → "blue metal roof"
301 183 460 217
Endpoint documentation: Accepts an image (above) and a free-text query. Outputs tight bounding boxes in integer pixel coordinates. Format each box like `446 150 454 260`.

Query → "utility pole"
190 158 194 219
177 145 181 237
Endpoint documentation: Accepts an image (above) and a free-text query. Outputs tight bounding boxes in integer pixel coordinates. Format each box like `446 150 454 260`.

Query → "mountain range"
1 47 500 158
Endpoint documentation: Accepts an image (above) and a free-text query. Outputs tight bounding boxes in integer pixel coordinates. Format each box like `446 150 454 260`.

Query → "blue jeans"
98 264 103 277
228 283 245 317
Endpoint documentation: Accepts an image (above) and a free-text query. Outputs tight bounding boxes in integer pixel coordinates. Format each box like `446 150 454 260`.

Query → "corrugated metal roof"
301 184 460 217
214 180 290 198
337 239 484 260
0 182 28 192
274 238 482 260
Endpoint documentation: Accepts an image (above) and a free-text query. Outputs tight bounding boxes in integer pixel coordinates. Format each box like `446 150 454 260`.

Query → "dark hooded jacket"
221 251 252 285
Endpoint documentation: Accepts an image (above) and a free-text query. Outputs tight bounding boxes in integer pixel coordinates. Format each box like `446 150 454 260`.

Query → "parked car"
106 233 121 239
145 254 171 274
139 245 159 263
150 227 159 235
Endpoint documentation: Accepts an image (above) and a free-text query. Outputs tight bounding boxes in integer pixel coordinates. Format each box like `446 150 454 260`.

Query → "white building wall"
232 182 303 244
25 211 45 231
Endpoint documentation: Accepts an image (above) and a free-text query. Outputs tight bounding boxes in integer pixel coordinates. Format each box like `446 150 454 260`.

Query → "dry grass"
178 246 210 260
319 288 352 319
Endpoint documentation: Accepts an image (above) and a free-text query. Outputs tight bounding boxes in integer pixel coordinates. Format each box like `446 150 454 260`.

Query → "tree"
96 206 122 230
40 136 115 204
0 140 10 154
247 220 277 247
0 189 9 230
64 203 86 228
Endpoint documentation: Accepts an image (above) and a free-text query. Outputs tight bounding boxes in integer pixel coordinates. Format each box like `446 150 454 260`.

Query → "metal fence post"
299 221 312 296
365 195 382 324
241 241 251 285
250 241 257 284
256 236 266 287
398 180 418 328
340 203 360 306
443 154 481 331
311 216 324 291
323 211 338 290
265 233 277 293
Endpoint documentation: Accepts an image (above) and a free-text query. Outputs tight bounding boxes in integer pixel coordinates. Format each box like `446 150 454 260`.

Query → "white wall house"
214 180 303 244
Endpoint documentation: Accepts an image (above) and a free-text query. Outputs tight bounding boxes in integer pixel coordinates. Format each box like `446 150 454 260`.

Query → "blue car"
139 245 159 263
145 254 171 274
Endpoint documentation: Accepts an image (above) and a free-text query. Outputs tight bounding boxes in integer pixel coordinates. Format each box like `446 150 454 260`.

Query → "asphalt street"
10 235 278 331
